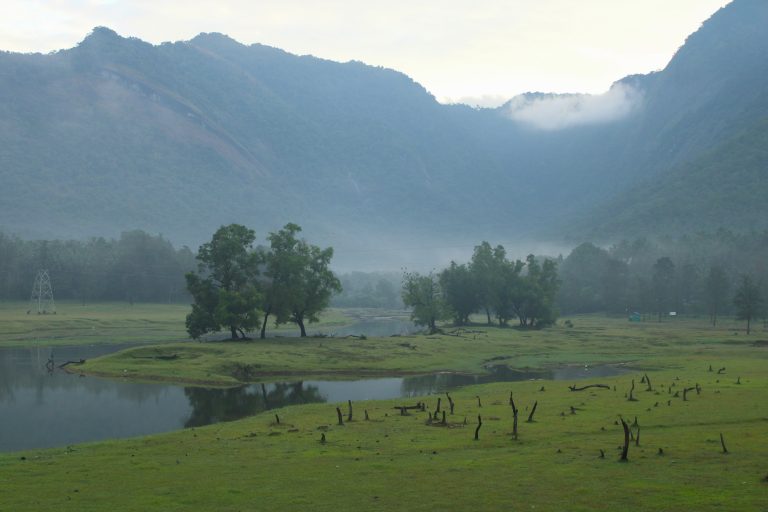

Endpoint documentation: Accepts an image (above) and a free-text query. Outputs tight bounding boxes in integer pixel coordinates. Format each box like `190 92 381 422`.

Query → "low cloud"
504 82 642 130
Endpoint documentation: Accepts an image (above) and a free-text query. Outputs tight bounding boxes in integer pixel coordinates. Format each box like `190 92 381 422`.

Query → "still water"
0 343 625 453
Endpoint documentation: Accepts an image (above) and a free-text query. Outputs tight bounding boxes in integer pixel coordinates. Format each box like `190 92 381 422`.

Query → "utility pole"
28 270 56 314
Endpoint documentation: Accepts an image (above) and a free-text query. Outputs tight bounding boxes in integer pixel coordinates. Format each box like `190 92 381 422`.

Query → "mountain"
1 0 768 268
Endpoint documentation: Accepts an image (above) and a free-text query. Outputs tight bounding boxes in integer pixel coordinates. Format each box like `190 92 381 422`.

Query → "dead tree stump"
446 392 455 414
527 401 538 422
347 400 353 422
720 433 729 454
511 397 519 440
336 407 344 426
474 415 482 440
620 418 630 461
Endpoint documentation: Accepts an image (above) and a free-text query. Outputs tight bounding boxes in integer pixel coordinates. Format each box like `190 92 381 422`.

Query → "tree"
651 257 675 322
469 242 507 325
401 271 446 334
733 275 762 334
705 265 729 326
512 255 559 327
185 224 261 340
267 223 341 337
439 262 479 325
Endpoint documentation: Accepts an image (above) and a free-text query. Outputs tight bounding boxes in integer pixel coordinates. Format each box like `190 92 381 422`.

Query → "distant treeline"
0 231 194 303
558 230 768 320
331 272 403 309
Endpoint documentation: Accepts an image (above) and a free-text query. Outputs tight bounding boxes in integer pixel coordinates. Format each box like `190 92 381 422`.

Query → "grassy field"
0 301 352 348
1 314 767 510
77 315 764 386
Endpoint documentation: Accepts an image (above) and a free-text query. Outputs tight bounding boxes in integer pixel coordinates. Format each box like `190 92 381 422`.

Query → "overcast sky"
1 0 731 106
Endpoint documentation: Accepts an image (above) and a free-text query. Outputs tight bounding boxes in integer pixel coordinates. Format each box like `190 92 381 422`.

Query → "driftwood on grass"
720 433 729 454
347 400 353 422
274 414 280 425
683 387 695 401
569 384 610 391
391 403 423 411
446 393 455 414
474 415 482 440
644 373 652 392
365 409 370 421
58 359 86 368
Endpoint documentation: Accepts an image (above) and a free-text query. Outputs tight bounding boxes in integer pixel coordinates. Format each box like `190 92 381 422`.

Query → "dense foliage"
185 223 340 340
0 230 193 303
402 242 560 330
556 231 768 328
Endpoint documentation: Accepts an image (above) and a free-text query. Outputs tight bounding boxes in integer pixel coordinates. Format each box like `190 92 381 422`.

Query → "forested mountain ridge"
1 0 768 268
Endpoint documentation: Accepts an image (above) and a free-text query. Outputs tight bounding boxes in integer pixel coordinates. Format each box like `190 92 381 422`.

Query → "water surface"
0 343 626 453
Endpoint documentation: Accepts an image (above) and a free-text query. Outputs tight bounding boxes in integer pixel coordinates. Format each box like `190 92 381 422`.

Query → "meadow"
0 301 351 348
0 310 766 511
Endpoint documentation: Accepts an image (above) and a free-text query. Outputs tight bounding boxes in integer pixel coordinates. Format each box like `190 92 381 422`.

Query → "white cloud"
503 83 643 130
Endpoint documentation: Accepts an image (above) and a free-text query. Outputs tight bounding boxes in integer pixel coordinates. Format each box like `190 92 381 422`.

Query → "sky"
1 0 731 106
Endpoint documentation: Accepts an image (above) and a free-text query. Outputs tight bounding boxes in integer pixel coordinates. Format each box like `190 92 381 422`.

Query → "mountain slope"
2 0 768 267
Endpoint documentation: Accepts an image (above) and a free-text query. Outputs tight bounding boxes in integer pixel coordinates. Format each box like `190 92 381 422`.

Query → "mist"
503 82 643 130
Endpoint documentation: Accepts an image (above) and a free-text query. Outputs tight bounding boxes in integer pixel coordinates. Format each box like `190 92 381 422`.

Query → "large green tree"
185 224 261 340
512 255 559 328
439 262 479 326
401 271 446 334
469 242 507 325
268 223 341 337
733 275 762 335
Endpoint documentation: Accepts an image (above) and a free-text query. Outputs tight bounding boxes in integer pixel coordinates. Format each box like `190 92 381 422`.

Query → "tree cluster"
557 231 767 330
401 242 560 333
185 223 341 340
0 230 194 303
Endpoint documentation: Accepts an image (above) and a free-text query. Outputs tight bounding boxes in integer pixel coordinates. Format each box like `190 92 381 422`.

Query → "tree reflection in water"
400 366 548 396
184 381 325 427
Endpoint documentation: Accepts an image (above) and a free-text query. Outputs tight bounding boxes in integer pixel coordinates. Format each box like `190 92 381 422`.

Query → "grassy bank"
1 351 766 511
0 301 352 348
78 315 764 386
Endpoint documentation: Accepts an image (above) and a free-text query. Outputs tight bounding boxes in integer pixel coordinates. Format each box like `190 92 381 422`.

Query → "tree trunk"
296 313 307 337
230 326 238 340
620 418 630 461
260 309 270 339
485 308 492 326
746 316 751 335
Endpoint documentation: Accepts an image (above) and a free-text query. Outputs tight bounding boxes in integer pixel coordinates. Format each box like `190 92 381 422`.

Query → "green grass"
0 301 352 348
1 355 766 511
1 313 767 510
78 315 765 386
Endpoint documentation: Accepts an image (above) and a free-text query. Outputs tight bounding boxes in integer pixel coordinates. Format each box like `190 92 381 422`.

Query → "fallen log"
58 359 86 368
391 402 423 411
568 384 610 391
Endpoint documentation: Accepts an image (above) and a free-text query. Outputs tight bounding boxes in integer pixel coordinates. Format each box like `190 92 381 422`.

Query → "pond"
0 342 627 453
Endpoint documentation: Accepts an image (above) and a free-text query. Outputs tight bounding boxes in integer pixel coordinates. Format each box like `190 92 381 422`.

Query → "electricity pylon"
29 270 56 314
